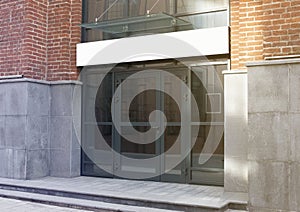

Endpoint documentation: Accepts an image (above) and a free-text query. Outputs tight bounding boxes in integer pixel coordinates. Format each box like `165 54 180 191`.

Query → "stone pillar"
247 59 300 211
223 70 248 193
50 82 82 177
0 78 81 179
0 79 50 179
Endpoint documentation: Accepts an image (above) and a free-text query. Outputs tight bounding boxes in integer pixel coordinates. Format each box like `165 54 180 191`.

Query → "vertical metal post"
81 0 88 42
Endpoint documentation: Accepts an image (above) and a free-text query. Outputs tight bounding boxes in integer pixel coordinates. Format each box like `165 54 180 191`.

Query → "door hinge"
114 162 120 171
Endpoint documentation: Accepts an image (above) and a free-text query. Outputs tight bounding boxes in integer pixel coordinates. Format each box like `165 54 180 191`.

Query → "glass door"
82 70 114 178
112 68 190 182
81 60 226 186
160 68 189 183
188 64 225 186
113 71 162 180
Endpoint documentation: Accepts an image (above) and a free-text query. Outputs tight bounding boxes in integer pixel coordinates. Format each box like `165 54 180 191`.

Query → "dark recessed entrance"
81 59 225 186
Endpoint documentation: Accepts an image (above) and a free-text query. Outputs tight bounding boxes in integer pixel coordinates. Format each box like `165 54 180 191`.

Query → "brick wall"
2 0 300 76
0 0 81 81
47 0 81 81
0 0 26 77
23 0 48 79
230 0 300 70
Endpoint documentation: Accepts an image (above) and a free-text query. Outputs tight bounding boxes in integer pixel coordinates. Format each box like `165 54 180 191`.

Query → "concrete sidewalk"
0 176 248 211
0 197 89 212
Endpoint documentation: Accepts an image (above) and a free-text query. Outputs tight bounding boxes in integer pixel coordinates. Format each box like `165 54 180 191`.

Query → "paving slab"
0 177 248 211
0 189 181 212
0 197 89 212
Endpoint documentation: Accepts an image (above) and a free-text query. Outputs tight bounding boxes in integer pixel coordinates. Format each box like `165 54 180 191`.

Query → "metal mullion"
119 122 152 126
81 0 88 42
186 67 192 184
83 122 113 125
81 70 87 175
165 122 181 126
156 71 163 179
159 69 164 181
191 122 224 126
190 167 224 172
124 0 129 18
112 71 120 175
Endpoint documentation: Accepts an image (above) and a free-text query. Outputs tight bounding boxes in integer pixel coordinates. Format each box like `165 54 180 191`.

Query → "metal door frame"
112 71 162 181
81 60 227 185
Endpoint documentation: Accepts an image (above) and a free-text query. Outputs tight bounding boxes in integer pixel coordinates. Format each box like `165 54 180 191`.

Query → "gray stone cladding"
247 59 300 211
0 78 81 179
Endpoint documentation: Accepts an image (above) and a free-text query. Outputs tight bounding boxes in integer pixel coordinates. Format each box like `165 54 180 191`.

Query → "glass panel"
191 64 225 123
81 13 193 36
190 125 224 185
83 0 177 41
128 90 158 123
116 73 159 123
140 0 173 15
191 170 224 186
164 126 180 153
81 59 226 184
82 124 113 176
106 0 128 20
83 124 113 156
176 0 228 14
95 74 113 123
82 68 114 176
85 0 174 22
163 126 181 172
163 67 187 123
82 0 229 41
83 73 100 122
120 126 156 156
83 71 112 123
95 125 113 149
163 72 183 123
180 11 228 29
191 125 224 168
163 92 181 123
163 163 182 178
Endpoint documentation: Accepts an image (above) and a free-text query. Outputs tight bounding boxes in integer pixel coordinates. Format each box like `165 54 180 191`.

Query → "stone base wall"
247 59 300 211
223 70 248 193
0 78 81 179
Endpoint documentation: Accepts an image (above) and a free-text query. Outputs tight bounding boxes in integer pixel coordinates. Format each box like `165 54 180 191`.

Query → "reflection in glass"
129 90 157 123
95 125 112 149
190 125 224 185
82 0 229 41
176 0 228 14
120 126 156 156
191 65 225 123
116 73 158 122
191 125 224 168
95 74 113 123
164 126 180 153
81 60 226 185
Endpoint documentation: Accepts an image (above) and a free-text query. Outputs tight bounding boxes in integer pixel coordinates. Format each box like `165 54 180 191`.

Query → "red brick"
231 0 300 69
0 0 81 81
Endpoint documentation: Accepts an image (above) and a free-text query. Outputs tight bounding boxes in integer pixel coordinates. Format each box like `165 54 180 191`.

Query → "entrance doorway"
81 60 225 185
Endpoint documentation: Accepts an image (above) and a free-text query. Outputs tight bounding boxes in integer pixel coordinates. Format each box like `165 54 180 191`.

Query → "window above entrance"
81 13 193 35
82 0 229 42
